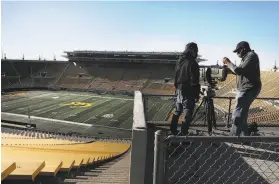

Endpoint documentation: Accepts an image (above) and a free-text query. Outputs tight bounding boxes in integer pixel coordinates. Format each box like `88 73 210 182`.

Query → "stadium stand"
211 72 279 125
1 127 130 182
215 72 279 98
1 57 279 125
2 58 278 96
2 55 279 129
215 74 236 96
1 61 22 88
1 51 279 184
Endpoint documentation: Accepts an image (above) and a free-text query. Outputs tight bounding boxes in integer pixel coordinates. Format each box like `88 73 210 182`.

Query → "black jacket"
174 51 200 98
227 50 262 92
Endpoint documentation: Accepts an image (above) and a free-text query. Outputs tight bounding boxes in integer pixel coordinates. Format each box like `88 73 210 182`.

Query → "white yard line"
65 93 133 101
1 112 131 131
83 116 96 123
3 91 133 101
82 100 126 124
2 112 92 127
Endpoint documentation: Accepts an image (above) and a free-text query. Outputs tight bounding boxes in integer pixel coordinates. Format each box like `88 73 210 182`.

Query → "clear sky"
1 1 279 69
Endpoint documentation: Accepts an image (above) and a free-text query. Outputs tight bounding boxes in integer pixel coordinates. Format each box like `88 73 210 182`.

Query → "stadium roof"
64 50 182 56
64 50 208 64
1 59 68 63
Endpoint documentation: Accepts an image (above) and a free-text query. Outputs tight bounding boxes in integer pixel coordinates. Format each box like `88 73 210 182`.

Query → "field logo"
8 92 25 97
61 101 92 108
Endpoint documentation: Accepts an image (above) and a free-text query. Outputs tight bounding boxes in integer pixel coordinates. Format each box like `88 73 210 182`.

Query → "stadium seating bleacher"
1 128 130 182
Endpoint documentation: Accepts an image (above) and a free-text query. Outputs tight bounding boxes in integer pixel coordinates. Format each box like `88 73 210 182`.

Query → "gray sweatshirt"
227 50 262 92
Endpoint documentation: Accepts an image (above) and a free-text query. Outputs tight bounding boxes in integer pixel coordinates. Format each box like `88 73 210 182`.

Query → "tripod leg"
210 99 217 128
205 99 209 127
192 99 205 119
191 98 205 125
207 99 213 133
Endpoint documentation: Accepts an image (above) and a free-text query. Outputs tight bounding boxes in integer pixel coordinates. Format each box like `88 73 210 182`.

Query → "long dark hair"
176 49 196 70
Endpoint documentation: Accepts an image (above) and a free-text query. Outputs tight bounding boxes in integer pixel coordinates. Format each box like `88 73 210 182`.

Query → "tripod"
191 95 217 134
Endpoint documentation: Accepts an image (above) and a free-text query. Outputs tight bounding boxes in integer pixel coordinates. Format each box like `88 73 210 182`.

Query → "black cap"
233 41 250 53
185 42 198 52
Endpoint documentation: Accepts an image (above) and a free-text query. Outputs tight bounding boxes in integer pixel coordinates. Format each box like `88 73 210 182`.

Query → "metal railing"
143 94 279 127
154 130 279 184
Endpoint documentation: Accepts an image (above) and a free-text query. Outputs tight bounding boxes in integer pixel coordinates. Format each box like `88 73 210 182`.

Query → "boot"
180 121 190 136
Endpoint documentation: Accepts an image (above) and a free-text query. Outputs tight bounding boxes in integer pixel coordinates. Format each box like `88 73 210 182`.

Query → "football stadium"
1 51 279 184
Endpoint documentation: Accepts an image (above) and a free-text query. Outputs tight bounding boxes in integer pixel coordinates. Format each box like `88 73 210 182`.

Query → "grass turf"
1 90 174 130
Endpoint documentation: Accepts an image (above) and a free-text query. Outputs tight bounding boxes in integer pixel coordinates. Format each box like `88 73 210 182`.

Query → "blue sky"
1 1 279 69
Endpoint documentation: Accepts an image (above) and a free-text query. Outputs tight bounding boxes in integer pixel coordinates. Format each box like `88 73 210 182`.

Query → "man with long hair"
170 42 201 135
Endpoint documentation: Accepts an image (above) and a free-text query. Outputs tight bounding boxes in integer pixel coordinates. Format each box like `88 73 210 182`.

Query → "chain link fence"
143 94 279 128
154 130 279 184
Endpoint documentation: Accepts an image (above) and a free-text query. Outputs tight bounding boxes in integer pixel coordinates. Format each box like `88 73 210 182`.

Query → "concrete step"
63 152 131 184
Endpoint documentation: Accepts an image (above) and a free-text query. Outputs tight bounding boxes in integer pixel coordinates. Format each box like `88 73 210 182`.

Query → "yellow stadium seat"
81 158 90 167
5 161 45 181
1 130 131 182
1 138 78 146
39 161 63 176
1 161 16 181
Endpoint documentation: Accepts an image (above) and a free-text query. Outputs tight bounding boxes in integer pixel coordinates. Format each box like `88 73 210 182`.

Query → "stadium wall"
130 91 148 184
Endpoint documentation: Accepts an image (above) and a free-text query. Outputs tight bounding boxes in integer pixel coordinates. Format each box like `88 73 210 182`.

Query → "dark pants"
170 89 195 135
230 87 261 136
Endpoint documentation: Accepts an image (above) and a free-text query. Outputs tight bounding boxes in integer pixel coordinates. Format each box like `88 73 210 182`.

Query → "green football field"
1 90 174 130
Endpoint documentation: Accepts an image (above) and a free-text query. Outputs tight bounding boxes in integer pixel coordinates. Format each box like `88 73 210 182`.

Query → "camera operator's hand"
223 57 231 65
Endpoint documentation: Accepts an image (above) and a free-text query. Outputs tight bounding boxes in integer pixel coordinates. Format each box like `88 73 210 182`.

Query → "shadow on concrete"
165 140 279 184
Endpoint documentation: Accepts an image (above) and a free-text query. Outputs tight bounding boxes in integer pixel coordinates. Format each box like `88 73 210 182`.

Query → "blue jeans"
170 89 195 135
230 88 261 136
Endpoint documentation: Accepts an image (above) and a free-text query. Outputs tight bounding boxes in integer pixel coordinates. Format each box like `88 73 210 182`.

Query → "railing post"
153 130 166 184
143 95 148 121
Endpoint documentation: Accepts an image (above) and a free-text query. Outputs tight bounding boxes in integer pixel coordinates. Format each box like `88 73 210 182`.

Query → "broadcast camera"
199 65 220 98
199 65 221 86
198 65 234 97
200 85 216 98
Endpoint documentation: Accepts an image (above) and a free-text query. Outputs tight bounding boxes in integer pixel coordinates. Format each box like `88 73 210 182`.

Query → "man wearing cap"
223 41 262 136
170 42 201 135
